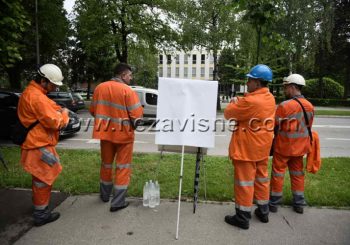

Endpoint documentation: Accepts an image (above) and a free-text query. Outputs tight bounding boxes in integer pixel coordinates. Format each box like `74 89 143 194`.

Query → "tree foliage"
304 77 344 99
0 0 29 69
1 0 69 89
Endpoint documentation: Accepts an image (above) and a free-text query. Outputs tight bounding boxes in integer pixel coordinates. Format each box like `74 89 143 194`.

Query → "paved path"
15 195 350 245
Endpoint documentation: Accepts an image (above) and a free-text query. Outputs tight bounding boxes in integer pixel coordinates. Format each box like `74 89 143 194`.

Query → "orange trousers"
270 152 306 207
100 140 133 207
233 158 270 212
32 176 52 210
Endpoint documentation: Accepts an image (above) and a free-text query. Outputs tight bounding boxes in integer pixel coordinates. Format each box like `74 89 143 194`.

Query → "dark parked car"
72 92 85 111
47 91 83 112
0 91 81 139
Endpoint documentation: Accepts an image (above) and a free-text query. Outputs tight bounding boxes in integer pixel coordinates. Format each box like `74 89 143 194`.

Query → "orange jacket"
18 81 69 185
274 96 314 156
89 79 143 143
306 130 321 174
18 81 69 149
224 88 276 161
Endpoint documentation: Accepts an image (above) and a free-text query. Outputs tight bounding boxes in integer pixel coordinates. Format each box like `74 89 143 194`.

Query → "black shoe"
110 202 129 212
34 212 60 227
100 195 109 203
293 206 304 214
269 204 278 213
254 208 269 223
224 215 249 230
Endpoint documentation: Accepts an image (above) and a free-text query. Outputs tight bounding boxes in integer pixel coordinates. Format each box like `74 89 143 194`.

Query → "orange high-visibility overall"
18 81 69 211
270 96 314 208
90 78 143 207
224 87 275 213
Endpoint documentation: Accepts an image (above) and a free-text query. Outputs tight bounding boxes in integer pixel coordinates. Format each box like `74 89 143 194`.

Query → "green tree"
0 0 30 69
179 0 239 109
330 0 350 98
240 0 281 64
2 0 69 89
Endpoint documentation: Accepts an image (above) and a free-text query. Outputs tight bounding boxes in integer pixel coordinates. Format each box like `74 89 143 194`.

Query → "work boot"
110 201 129 212
225 208 251 230
100 194 109 203
254 208 269 223
269 204 278 213
225 215 249 230
293 206 304 214
34 212 60 227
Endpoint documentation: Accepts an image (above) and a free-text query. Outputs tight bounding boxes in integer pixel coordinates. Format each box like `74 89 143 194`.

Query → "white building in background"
158 50 218 81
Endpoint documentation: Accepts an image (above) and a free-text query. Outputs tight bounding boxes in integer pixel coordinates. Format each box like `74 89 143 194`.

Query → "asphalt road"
57 109 350 157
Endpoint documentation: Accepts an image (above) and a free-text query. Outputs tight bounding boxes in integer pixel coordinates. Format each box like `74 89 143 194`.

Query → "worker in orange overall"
18 64 69 226
269 74 314 214
224 64 276 230
90 63 143 212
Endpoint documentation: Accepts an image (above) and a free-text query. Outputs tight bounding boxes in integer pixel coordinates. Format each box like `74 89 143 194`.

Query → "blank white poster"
155 77 218 148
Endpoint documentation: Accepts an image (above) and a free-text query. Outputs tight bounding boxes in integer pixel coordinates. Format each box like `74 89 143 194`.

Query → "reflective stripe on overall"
100 140 133 207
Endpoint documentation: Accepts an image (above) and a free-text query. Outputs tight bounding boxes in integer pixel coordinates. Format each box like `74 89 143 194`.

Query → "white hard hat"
38 64 64 86
283 74 305 86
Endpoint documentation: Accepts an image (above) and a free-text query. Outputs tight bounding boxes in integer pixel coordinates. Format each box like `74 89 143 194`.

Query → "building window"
184 54 188 64
201 67 205 77
167 67 171 77
192 67 196 77
209 67 214 79
209 54 214 64
192 54 196 64
176 68 179 77
176 55 179 64
167 55 171 65
201 54 205 64
184 67 188 77
159 68 163 77
159 55 163 64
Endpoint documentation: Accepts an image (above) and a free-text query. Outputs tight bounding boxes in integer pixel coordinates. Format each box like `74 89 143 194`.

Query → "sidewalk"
221 102 350 111
14 194 350 245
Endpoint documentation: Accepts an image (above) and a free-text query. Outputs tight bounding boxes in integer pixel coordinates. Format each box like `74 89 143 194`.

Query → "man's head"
245 64 272 93
36 64 64 92
282 74 305 99
114 63 133 84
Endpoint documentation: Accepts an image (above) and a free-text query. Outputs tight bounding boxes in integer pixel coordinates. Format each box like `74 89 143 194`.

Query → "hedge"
303 77 344 99
275 97 350 107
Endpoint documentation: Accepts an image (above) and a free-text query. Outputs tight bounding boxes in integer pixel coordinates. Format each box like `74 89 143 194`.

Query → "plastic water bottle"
149 181 156 208
143 181 149 207
155 181 160 206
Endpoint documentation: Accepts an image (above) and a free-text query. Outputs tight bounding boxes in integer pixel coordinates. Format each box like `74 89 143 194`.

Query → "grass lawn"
1 146 349 208
315 110 350 116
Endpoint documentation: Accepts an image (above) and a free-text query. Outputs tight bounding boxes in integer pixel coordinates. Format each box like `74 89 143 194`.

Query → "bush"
275 96 350 107
303 77 344 99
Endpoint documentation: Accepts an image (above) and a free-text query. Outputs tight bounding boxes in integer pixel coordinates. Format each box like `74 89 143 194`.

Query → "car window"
0 93 10 106
145 93 157 105
0 93 18 107
73 93 83 100
58 92 72 99
47 92 58 98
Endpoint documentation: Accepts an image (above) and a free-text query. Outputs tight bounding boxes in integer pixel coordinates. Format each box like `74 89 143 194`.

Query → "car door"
144 92 158 118
0 92 19 138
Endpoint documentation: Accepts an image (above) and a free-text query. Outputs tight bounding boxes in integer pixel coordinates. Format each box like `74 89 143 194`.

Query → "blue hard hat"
246 64 273 82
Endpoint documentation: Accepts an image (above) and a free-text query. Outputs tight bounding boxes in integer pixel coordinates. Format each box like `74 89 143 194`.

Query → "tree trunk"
6 66 22 89
344 65 350 99
256 26 262 64
213 49 221 110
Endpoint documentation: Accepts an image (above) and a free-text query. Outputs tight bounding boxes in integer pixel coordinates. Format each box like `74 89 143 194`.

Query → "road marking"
326 138 350 141
62 138 149 144
313 125 350 129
